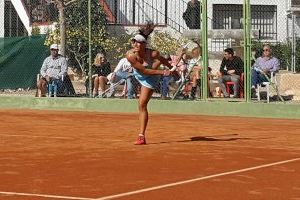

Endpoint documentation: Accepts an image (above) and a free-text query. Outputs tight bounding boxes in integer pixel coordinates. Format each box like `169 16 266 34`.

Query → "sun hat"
132 34 146 43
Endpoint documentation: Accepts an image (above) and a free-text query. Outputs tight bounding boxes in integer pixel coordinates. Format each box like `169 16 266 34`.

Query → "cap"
50 44 59 50
132 34 146 43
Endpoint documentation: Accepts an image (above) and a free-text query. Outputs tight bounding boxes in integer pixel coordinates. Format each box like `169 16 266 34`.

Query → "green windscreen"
0 35 48 89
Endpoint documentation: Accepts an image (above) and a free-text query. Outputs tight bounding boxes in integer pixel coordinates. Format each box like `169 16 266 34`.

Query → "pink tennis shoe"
134 135 146 145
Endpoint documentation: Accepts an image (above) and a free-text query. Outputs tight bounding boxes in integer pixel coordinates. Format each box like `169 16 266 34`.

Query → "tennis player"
126 22 174 145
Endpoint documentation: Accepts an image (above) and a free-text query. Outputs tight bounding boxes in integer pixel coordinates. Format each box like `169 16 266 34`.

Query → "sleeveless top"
133 49 160 90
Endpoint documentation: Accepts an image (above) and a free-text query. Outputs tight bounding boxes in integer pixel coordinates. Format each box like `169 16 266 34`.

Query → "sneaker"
134 135 146 145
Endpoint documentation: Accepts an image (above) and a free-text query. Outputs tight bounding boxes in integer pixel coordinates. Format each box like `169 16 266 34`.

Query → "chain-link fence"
0 0 300 102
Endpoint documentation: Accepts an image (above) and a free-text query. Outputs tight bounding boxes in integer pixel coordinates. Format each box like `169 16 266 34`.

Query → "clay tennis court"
0 109 299 200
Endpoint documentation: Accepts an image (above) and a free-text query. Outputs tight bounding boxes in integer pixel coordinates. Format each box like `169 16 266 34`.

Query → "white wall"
0 0 4 37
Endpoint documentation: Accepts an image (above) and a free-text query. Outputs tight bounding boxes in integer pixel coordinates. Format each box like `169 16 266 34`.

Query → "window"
213 4 277 40
4 0 27 37
24 0 58 24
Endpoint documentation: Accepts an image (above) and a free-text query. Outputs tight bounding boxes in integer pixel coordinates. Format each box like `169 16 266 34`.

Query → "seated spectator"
106 57 139 99
217 48 244 98
87 53 111 97
251 44 280 97
159 54 177 99
189 46 202 99
37 44 67 97
160 49 186 100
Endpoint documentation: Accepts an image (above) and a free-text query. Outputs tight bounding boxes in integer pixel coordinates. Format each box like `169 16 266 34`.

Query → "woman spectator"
88 53 111 97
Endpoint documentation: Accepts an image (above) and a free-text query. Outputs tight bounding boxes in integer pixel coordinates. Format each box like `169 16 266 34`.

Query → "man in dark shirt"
182 0 201 29
218 48 244 98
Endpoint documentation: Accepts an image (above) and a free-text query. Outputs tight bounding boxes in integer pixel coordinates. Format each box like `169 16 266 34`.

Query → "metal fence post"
243 0 252 102
201 0 208 101
88 0 92 98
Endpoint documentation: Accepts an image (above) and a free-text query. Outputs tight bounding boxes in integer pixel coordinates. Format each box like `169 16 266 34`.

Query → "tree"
48 0 80 56
45 0 116 75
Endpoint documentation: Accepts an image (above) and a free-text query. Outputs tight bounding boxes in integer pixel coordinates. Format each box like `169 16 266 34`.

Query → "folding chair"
225 73 244 98
257 71 284 103
101 78 126 98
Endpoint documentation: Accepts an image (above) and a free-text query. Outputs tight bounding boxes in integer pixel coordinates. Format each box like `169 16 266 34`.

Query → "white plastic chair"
257 72 277 103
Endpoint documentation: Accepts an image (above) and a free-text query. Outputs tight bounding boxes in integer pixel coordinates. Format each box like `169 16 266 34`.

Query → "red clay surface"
0 109 299 200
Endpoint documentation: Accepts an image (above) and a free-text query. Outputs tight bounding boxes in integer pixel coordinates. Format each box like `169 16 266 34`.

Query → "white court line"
0 157 299 200
93 157 300 200
0 191 92 200
0 134 72 140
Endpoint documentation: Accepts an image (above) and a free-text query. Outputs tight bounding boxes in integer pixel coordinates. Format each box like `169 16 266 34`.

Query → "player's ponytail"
138 21 156 40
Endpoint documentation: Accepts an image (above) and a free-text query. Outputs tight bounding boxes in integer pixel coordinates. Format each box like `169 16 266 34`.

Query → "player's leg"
135 86 153 145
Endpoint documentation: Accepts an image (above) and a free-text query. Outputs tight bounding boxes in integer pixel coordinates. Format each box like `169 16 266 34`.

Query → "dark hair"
138 21 156 40
224 48 234 55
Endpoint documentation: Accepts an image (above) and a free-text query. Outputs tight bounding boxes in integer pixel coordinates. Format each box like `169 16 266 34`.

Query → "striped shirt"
253 56 280 73
40 55 67 79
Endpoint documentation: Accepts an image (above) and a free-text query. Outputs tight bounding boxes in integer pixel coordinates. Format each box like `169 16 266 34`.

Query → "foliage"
105 32 134 64
44 23 60 46
65 0 108 56
31 26 41 35
296 38 300 72
150 31 188 55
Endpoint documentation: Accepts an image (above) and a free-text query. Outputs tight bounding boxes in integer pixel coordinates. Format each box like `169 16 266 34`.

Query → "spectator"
217 48 244 98
37 44 67 97
160 53 184 100
182 0 201 29
189 46 202 99
251 44 280 97
88 53 111 97
160 47 191 100
106 58 139 99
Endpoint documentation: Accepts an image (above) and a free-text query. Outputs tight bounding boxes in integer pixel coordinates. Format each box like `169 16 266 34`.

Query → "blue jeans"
161 76 171 97
251 69 268 88
48 78 63 97
108 71 135 99
160 75 180 97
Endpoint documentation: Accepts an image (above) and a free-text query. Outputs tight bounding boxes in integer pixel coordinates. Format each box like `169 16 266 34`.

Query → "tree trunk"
57 1 66 56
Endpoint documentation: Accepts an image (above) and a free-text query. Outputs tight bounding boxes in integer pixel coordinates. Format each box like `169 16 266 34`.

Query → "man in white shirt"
37 44 67 97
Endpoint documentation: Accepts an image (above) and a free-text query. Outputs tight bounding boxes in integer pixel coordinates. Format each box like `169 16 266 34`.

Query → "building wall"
208 0 287 42
0 0 5 37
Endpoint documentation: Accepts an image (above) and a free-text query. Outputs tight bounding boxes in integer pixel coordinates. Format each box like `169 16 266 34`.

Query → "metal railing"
102 0 187 33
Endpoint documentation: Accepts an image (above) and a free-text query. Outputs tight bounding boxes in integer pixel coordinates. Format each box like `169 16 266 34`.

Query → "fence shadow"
147 133 271 145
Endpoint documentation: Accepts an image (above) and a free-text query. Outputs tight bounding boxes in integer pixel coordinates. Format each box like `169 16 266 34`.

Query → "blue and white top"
133 50 160 90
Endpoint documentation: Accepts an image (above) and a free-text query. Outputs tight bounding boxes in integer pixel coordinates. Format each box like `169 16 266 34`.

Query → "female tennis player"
126 23 175 145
